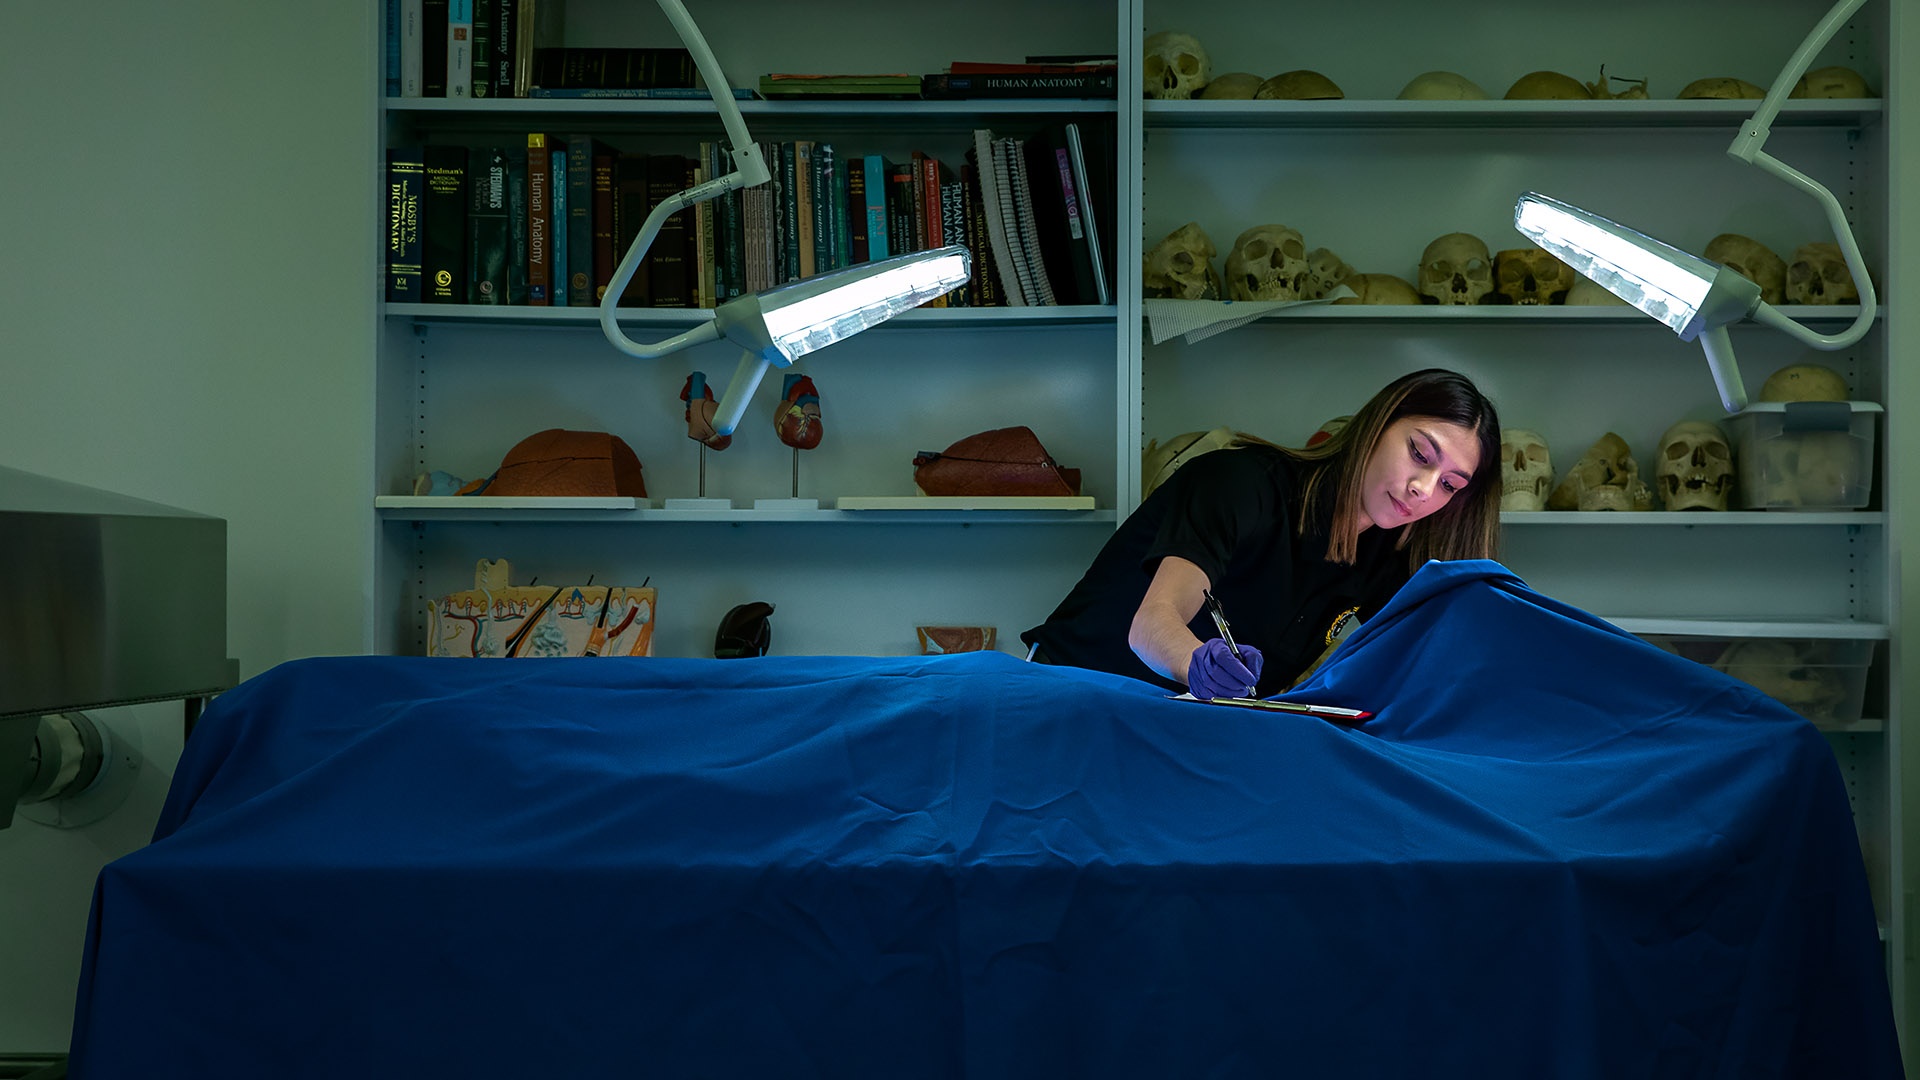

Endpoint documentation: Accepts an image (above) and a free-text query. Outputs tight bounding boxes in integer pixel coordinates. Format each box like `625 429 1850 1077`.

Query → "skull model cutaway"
1493 247 1574 305
1418 233 1493 306
1704 234 1786 305
1143 31 1210 100
1547 432 1653 511
1786 242 1860 304
1143 222 1223 300
1303 248 1355 300
1226 224 1308 301
1499 428 1553 511
1655 419 1734 511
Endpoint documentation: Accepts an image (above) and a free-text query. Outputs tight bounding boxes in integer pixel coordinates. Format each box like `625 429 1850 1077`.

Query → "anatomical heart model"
681 371 732 451
774 373 822 450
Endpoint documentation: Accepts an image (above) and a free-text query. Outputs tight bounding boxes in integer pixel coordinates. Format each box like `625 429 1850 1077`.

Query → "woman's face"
1355 416 1482 531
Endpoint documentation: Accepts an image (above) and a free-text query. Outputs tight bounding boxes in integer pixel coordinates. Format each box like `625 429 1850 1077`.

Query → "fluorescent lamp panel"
1513 192 1719 335
715 246 973 365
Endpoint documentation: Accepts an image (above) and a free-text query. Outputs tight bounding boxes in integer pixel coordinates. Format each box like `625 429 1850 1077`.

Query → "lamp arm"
1697 325 1749 413
1727 0 1867 163
1743 149 1878 350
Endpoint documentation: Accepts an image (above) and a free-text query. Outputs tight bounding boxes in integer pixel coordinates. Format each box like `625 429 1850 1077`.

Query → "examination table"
68 560 1901 1077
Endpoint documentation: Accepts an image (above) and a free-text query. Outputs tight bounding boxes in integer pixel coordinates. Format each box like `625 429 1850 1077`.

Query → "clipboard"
1169 693 1375 725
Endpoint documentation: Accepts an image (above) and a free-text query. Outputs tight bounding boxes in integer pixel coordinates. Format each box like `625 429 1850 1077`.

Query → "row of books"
382 125 1117 310
387 0 695 98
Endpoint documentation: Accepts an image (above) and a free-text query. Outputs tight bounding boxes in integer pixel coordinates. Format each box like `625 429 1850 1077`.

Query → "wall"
0 0 376 1050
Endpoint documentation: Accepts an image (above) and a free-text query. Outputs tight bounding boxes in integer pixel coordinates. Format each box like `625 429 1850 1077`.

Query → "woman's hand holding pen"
1188 638 1264 700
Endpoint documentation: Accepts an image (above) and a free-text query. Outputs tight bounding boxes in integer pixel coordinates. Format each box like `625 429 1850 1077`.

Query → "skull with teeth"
1547 432 1653 511
1226 224 1308 301
1143 222 1223 300
1499 428 1553 511
1786 242 1860 305
1494 247 1574 305
1418 233 1493 306
1655 419 1735 511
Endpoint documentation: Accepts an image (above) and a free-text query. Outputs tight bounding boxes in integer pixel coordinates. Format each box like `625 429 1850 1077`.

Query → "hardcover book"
549 147 567 306
1064 122 1112 305
612 152 652 305
526 133 557 304
1021 124 1096 306
421 144 469 303
861 154 891 261
470 0 493 97
467 146 510 304
531 47 695 90
492 0 516 98
399 0 424 96
845 157 867 265
423 0 448 96
919 71 1117 99
385 0 402 97
446 0 472 98
506 146 528 303
591 146 616 301
793 141 815 279
566 136 607 306
385 147 425 302
645 153 691 307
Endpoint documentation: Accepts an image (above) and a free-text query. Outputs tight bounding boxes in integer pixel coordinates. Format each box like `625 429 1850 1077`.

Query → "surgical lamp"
1512 0 1877 414
598 0 972 436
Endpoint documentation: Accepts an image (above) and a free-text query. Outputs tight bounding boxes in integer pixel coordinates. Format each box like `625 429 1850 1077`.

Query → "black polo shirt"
1021 444 1413 695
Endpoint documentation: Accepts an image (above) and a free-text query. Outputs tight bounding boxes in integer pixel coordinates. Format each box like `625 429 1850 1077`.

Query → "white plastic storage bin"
1640 635 1872 726
1726 401 1882 510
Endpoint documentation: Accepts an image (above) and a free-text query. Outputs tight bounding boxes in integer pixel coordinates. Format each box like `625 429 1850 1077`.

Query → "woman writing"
1020 368 1503 698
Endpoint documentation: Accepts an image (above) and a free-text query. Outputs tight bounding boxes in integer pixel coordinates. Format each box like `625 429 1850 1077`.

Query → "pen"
1202 589 1258 698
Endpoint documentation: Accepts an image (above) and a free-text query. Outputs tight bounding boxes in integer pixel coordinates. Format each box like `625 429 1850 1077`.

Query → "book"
420 144 468 303
1071 119 1118 304
506 146 528 303
961 158 1001 307
758 73 920 99
940 178 967 303
399 0 424 96
813 142 837 273
645 153 690 307
846 157 867 264
1004 141 1057 304
591 145 616 302
422 0 448 96
492 0 516 98
532 46 694 90
467 146 510 304
987 136 1037 305
793 141 815 279
526 133 558 304
549 147 568 306
861 154 891 261
1021 124 1096 306
1063 122 1111 305
526 86 758 99
446 0 472 98
919 71 1117 99
886 159 917 259
384 147 425 302
565 135 605 306
947 60 1117 75
612 151 651 304
511 0 567 98
385 0 402 96
470 0 492 97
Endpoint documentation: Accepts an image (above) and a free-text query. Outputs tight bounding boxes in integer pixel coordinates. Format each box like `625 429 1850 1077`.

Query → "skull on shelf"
1755 431 1859 508
1759 363 1849 403
1493 247 1574 305
1585 65 1649 99
1704 233 1786 305
1786 242 1860 304
1565 275 1628 305
1255 70 1344 100
1199 72 1263 100
1499 428 1553 511
1679 76 1765 99
1225 224 1308 301
1504 70 1592 100
1331 273 1422 305
1791 65 1872 98
1303 248 1356 300
1397 71 1488 100
1714 639 1847 721
1143 31 1211 100
1547 432 1653 511
1143 222 1223 300
1654 419 1735 511
1418 233 1494 305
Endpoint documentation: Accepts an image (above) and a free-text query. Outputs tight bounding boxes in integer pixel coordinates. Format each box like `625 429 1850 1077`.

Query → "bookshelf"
375 0 1908 1041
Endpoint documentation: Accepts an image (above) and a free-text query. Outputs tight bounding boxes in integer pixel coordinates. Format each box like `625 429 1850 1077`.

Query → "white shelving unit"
375 0 1904 1044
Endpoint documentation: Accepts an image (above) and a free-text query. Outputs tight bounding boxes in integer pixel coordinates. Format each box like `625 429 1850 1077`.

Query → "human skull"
1331 273 1422 305
1499 428 1553 511
1759 363 1849 402
1754 432 1861 508
1586 65 1649 99
1303 248 1355 300
1142 425 1235 498
1791 66 1871 99
1504 71 1592 100
1397 71 1488 100
1494 247 1574 305
1546 432 1653 511
1704 233 1786 305
1226 224 1308 301
1714 639 1847 721
1255 70 1344 100
1565 275 1628 305
1418 233 1493 305
1143 222 1223 300
1144 31 1210 99
1199 72 1263 100
1786 242 1859 304
1655 419 1734 511
1679 76 1765 99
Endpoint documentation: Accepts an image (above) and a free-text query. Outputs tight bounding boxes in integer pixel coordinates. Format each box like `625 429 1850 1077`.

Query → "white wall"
0 0 375 1049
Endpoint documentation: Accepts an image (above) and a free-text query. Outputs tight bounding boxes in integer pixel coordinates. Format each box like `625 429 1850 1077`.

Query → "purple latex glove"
1187 638 1264 700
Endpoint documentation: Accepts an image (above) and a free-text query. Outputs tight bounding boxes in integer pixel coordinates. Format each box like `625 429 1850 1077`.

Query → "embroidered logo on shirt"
1325 606 1361 647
